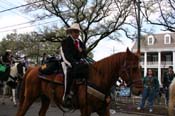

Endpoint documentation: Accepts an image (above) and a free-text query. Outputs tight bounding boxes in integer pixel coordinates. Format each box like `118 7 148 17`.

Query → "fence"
111 87 169 116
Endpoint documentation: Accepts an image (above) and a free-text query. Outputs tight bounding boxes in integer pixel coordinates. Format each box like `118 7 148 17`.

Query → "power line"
0 16 55 30
0 1 33 21
0 0 53 33
0 1 59 34
0 19 59 33
0 1 41 13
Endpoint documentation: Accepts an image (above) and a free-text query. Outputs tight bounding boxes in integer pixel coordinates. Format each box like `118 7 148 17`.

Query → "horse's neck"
89 54 124 93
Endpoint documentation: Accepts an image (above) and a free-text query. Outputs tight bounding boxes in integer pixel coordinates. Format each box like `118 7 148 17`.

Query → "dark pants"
65 68 73 96
165 89 169 105
65 63 89 96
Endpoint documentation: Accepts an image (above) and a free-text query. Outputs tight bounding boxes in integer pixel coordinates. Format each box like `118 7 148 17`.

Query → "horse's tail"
168 78 175 116
18 67 33 106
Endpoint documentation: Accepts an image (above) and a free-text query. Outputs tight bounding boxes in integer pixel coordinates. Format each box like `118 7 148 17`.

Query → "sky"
0 0 167 61
0 0 32 35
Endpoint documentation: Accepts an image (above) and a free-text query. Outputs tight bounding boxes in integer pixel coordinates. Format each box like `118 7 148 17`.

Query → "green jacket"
143 76 159 91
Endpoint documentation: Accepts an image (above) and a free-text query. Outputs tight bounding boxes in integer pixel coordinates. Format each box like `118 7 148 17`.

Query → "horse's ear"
126 47 131 53
136 49 141 58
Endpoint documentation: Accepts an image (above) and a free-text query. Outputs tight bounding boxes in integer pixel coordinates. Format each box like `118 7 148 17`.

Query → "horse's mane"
91 52 126 79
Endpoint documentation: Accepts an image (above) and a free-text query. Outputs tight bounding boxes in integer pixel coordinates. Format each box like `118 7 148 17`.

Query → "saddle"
38 63 89 85
38 56 64 84
39 57 62 75
39 56 90 82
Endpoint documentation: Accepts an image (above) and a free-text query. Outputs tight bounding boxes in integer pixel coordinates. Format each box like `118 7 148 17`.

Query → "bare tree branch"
25 0 137 53
142 0 175 32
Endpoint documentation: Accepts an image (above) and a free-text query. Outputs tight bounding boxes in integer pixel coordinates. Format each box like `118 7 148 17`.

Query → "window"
147 35 155 45
166 55 172 61
140 55 144 62
152 55 158 62
164 34 171 44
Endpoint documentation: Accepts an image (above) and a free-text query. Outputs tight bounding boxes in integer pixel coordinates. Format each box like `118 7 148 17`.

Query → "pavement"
0 89 170 116
0 95 140 116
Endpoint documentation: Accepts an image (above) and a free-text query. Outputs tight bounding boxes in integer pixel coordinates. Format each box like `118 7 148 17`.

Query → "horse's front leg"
80 106 92 116
97 105 110 116
97 97 111 116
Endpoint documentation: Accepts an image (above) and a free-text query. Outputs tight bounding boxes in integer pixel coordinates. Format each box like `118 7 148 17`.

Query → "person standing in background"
162 66 175 106
137 68 159 113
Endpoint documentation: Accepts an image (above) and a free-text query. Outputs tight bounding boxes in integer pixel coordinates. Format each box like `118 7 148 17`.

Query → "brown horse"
16 48 143 116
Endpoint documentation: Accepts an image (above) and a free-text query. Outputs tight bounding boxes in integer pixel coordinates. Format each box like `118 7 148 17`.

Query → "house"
132 33 175 86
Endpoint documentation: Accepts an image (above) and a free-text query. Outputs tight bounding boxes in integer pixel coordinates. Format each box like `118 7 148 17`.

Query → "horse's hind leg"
16 95 37 116
39 95 50 116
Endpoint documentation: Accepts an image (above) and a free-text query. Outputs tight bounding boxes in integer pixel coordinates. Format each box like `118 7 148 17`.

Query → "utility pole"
136 0 141 51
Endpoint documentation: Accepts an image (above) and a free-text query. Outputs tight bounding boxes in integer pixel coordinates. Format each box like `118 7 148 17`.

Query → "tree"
25 0 138 53
142 0 175 32
0 32 60 63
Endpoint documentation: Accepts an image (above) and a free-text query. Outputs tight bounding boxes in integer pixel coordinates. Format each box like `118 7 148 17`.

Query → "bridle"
119 61 142 87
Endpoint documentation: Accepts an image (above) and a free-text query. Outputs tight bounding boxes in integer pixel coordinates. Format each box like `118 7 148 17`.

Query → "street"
0 96 139 116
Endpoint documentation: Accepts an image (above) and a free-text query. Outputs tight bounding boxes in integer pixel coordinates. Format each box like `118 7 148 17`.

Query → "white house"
132 33 175 86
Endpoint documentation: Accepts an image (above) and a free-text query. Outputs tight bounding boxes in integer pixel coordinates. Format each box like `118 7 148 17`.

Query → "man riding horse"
60 23 87 106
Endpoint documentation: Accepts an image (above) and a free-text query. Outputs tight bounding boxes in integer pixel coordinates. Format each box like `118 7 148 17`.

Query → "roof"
132 32 175 52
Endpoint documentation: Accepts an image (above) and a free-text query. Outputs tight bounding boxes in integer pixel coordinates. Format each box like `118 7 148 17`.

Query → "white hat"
66 23 81 32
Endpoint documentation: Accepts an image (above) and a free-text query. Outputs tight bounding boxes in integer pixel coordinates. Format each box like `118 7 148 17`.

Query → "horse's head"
119 48 143 96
